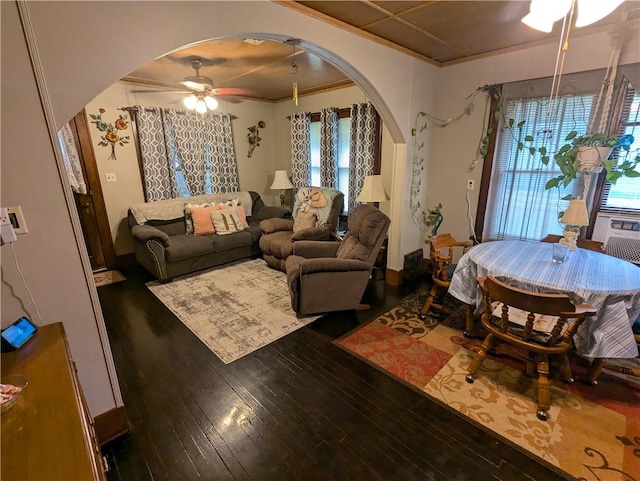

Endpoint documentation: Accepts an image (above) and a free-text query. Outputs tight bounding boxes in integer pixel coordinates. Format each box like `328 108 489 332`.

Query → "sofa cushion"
209 230 254 252
146 218 186 236
165 234 215 262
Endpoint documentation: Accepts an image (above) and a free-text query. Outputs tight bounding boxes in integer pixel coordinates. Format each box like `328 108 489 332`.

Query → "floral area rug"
336 290 640 481
93 270 126 287
147 258 320 364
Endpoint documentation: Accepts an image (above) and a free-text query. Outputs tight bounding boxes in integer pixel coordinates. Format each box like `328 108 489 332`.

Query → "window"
309 117 351 206
599 88 640 213
483 93 596 241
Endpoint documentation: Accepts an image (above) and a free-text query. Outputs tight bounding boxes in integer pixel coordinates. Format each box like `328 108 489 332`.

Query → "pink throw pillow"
191 205 224 235
233 206 250 228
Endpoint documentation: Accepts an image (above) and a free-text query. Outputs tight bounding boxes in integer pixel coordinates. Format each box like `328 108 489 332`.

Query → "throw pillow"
185 202 215 234
191 205 224 235
232 205 250 228
293 211 318 232
210 208 244 235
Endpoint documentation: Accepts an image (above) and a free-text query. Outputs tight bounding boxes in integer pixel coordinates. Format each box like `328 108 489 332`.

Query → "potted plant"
515 127 639 189
542 131 638 190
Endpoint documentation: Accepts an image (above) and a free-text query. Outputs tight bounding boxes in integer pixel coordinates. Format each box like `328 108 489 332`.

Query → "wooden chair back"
478 276 596 350
539 234 605 253
429 233 472 284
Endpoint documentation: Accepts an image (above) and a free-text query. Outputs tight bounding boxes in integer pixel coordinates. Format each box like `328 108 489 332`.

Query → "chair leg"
587 358 605 386
463 304 475 338
418 285 439 319
466 333 495 383
536 359 551 421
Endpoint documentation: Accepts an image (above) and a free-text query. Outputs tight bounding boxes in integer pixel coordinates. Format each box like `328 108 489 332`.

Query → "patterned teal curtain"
348 103 377 212
290 112 311 188
320 107 338 188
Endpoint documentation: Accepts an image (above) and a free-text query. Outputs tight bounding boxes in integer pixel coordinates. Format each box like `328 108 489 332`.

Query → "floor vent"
404 249 424 281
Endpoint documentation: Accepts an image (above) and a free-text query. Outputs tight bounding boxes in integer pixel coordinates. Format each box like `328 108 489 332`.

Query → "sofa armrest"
293 240 340 258
291 226 332 241
256 205 291 221
131 224 171 247
259 218 294 234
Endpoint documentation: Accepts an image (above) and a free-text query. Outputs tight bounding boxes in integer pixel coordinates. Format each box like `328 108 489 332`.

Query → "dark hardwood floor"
98 261 567 481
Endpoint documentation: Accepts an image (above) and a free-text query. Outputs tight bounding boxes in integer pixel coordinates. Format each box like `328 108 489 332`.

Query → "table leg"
463 303 475 338
587 358 605 386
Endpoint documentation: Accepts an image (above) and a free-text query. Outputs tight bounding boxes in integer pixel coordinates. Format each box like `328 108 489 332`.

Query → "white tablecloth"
448 240 640 358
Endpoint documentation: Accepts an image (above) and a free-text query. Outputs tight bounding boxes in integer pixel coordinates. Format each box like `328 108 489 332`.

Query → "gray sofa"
128 191 289 282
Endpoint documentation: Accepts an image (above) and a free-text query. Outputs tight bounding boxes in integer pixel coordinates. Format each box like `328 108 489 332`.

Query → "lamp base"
561 227 579 251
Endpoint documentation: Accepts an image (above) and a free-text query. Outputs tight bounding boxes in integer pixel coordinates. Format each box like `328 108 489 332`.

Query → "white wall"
428 24 640 244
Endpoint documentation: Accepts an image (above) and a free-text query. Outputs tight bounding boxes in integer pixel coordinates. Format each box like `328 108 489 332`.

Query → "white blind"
599 86 640 213
484 93 596 241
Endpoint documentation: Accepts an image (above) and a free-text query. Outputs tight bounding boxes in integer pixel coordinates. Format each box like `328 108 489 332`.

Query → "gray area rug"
146 258 320 364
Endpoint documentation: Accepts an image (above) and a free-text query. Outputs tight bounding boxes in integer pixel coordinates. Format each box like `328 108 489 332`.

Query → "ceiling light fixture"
183 92 218 113
522 0 624 32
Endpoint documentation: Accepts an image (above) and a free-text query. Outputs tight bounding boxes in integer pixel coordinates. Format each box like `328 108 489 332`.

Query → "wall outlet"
105 172 117 182
467 179 475 190
7 206 28 234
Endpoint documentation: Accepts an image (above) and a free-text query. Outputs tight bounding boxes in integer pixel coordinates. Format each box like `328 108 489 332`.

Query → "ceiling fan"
130 58 253 112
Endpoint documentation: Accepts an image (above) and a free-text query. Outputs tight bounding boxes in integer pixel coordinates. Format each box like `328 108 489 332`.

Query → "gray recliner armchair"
259 186 344 272
285 204 391 316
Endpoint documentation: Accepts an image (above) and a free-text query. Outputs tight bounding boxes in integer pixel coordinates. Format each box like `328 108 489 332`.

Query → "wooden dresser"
1 322 107 480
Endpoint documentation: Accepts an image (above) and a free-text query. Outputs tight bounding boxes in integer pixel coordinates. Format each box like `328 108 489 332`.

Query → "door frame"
69 109 117 270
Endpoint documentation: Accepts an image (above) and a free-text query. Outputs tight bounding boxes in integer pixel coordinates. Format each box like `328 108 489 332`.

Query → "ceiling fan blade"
211 87 256 97
131 89 192 94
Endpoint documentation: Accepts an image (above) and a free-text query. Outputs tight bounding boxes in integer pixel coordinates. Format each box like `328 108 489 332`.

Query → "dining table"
447 239 640 360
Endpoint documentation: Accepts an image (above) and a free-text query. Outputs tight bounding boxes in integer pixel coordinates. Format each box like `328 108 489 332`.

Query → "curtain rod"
119 106 237 119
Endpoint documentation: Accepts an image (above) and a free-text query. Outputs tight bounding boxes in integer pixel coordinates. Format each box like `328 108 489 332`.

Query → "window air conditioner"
604 218 640 265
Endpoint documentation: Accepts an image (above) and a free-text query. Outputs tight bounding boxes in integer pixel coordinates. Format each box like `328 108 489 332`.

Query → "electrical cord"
466 187 479 244
9 242 45 326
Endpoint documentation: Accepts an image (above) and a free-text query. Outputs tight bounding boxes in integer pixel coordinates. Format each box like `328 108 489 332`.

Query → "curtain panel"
203 113 239 193
290 112 311 188
348 103 377 212
57 123 87 195
320 107 339 188
136 107 178 201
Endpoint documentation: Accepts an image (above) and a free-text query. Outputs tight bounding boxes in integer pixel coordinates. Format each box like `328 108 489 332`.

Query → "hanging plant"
89 108 130 160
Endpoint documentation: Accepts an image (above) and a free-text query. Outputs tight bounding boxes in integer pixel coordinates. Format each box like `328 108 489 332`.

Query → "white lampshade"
204 95 219 110
575 0 625 27
522 0 572 32
561 199 589 226
183 95 198 110
270 170 294 190
356 175 389 203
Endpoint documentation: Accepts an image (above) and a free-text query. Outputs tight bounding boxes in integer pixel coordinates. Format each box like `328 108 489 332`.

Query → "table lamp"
356 175 389 206
270 170 294 208
560 198 589 251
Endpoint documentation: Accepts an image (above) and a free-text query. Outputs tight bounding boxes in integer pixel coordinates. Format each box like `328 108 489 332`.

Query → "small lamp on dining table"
356 175 389 206
560 198 589 251
270 170 294 208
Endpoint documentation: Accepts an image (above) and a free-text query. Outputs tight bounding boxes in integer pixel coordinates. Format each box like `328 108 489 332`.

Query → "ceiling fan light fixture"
195 98 208 114
204 95 219 110
575 0 624 27
183 94 198 110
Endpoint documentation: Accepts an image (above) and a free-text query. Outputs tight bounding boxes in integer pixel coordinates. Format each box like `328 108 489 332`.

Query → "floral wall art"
247 120 266 158
90 108 130 160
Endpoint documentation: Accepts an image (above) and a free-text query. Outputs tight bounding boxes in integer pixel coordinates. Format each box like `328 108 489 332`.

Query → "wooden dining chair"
419 233 474 334
465 276 597 421
540 234 605 253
